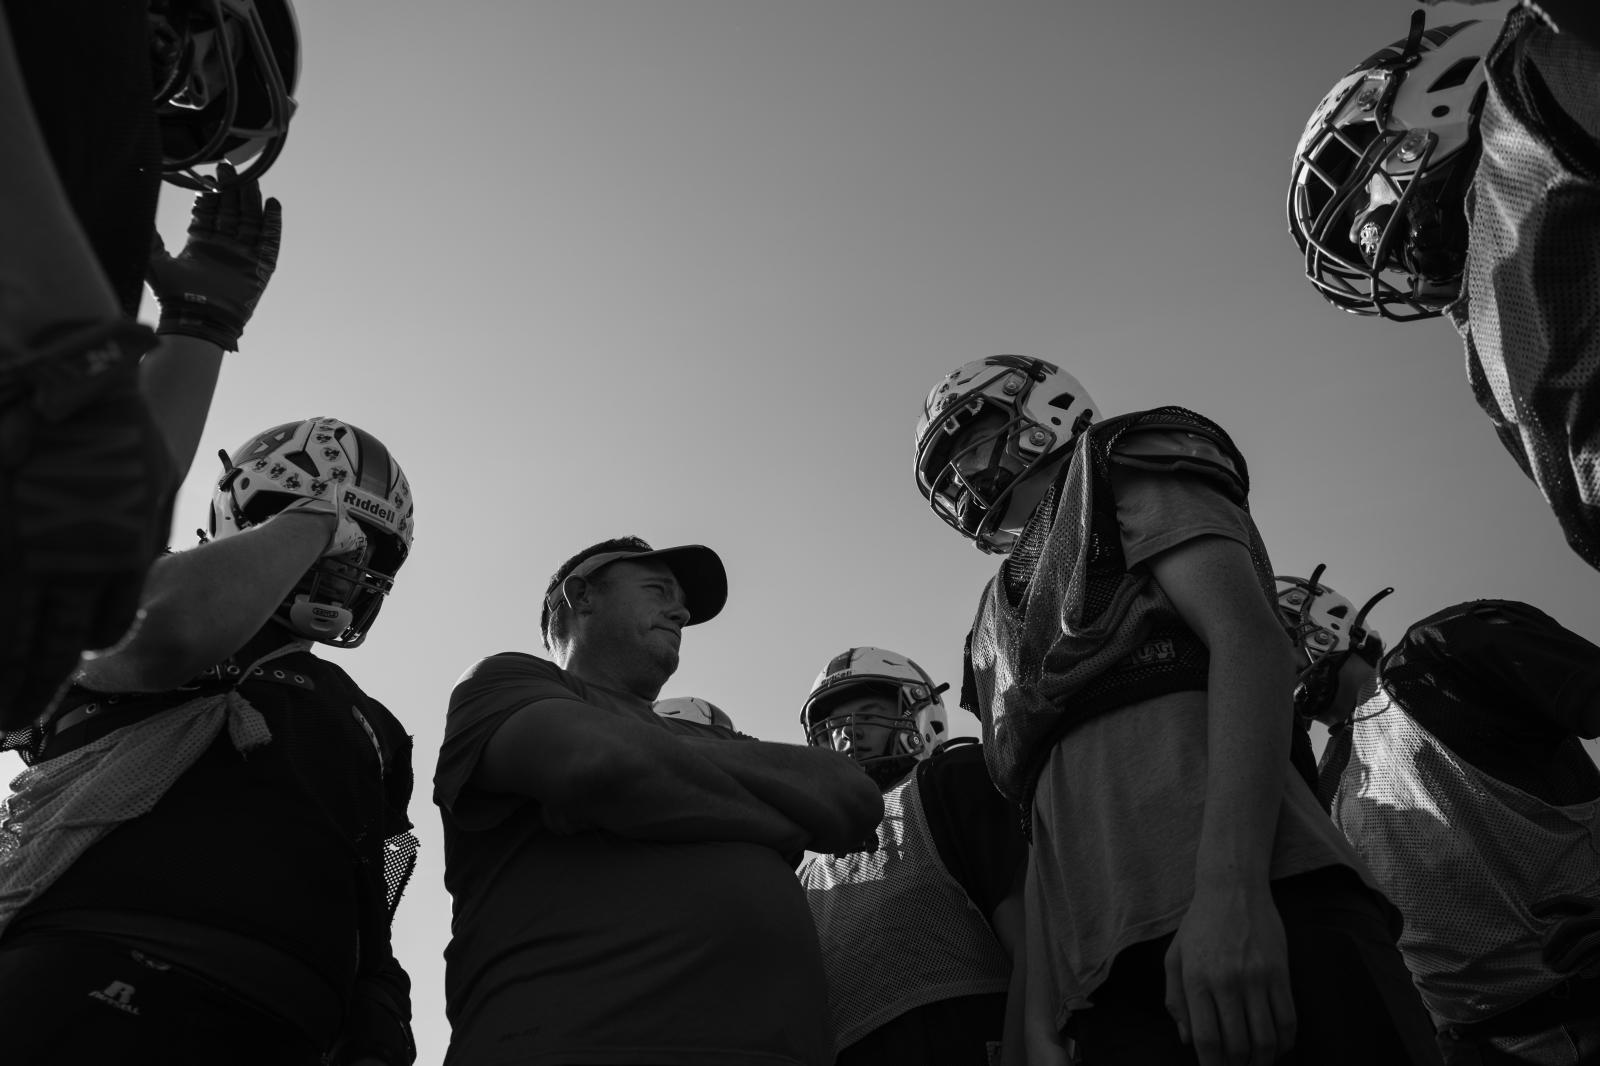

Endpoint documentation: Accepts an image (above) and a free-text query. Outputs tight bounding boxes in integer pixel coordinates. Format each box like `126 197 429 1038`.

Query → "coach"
434 535 883 1065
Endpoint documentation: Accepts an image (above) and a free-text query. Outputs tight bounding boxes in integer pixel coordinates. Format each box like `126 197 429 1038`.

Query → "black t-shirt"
16 640 414 1025
435 652 832 1066
917 739 1029 918
1364 599 1600 806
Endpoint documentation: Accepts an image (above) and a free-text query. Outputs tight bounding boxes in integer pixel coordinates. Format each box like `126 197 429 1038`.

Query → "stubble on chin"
646 643 680 680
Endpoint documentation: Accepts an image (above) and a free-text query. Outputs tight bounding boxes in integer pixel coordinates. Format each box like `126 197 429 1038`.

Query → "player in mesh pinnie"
1277 567 1600 1065
912 354 1441 1065
797 646 1031 1066
1287 0 1600 574
0 412 420 1066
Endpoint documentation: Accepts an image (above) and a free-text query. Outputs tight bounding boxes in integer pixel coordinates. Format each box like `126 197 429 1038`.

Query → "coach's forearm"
678 736 884 851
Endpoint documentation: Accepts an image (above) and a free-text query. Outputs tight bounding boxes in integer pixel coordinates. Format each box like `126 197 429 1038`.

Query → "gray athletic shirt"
1021 466 1378 1028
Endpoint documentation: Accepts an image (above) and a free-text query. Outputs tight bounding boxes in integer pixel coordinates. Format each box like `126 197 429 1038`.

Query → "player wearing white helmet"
1289 3 1600 574
0 416 419 1065
914 355 1437 1065
796 647 1028 1066
654 695 738 732
1275 564 1393 726
1278 574 1600 1065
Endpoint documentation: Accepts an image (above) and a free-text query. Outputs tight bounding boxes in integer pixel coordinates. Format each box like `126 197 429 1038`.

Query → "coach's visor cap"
547 544 728 626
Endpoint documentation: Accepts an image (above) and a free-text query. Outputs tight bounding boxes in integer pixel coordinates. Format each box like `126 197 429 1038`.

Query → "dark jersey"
1322 599 1600 807
7 636 416 1057
1 0 162 320
1452 7 1600 572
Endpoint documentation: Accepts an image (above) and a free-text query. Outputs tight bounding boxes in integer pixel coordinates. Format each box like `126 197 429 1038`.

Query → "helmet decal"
801 647 951 787
914 355 1096 554
211 416 413 647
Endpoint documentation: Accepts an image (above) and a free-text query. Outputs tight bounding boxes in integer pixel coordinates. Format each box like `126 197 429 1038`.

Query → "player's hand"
1163 882 1295 1066
272 495 368 559
831 829 880 859
146 160 282 351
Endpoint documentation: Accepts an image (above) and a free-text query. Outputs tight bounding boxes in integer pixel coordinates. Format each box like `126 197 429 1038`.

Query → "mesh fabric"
969 408 1282 810
0 688 271 940
1452 7 1600 571
1329 687 1600 1024
798 764 1011 1053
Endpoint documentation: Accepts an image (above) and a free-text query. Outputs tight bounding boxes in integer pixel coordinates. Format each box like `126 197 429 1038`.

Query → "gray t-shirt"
1021 465 1378 1028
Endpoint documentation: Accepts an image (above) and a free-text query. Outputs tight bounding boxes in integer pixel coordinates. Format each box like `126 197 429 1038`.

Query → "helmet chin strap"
1293 650 1350 722
1293 582 1393 722
285 594 353 641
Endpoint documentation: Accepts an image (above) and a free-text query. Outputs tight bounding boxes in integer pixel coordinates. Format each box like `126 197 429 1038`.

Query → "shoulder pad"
1110 428 1235 467
1107 428 1247 500
929 735 981 760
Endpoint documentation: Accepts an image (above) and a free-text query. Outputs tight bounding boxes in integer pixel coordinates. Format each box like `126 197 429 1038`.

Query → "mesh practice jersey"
1327 685 1600 1025
798 758 1012 1054
1452 5 1600 572
966 407 1282 809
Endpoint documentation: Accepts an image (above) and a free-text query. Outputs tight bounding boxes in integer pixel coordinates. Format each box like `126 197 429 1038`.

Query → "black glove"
146 161 282 351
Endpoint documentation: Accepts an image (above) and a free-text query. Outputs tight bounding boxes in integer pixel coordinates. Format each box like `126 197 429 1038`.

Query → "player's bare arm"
475 701 810 853
74 503 346 694
1144 533 1299 1066
677 735 885 854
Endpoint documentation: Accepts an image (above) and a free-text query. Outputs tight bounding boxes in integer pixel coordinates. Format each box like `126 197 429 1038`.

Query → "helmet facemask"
1288 13 1495 320
802 648 951 791
1276 565 1392 722
153 0 300 190
915 356 1096 555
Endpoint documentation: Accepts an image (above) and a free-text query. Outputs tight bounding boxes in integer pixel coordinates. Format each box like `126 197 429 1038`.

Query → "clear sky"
11 1 1599 1062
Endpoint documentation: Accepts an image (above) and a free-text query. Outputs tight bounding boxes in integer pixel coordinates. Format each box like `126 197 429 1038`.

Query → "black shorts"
1067 866 1443 1065
0 932 323 1066
2 0 162 319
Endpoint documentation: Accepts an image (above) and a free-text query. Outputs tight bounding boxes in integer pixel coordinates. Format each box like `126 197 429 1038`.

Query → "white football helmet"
914 355 1097 554
1289 13 1500 320
654 696 735 731
211 417 413 647
802 647 949 786
1275 565 1392 667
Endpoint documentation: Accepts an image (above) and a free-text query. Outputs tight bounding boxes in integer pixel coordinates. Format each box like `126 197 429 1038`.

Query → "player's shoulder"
1106 407 1236 461
1388 599 1590 670
453 650 561 688
1100 408 1247 498
918 737 992 789
448 651 571 711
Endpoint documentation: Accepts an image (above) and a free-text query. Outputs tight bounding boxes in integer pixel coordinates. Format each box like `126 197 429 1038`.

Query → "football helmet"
914 355 1096 554
150 0 300 189
1275 565 1393 720
654 696 735 731
210 417 413 647
1288 13 1499 320
801 647 949 787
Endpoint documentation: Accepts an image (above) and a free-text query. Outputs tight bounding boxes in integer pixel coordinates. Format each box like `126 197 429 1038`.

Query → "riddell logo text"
344 491 396 524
